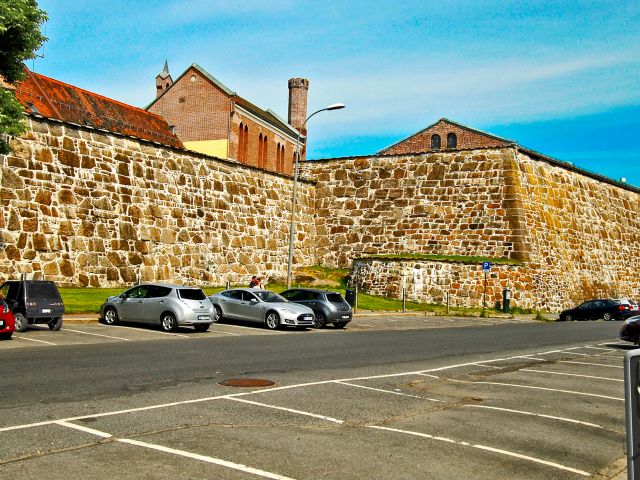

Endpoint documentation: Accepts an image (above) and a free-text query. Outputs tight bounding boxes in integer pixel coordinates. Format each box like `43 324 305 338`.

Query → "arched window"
277 143 284 172
261 135 268 168
447 132 457 149
431 134 441 150
238 123 245 161
258 133 263 166
243 125 248 163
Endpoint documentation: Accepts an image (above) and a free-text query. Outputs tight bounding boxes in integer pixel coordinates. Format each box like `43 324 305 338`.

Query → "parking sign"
482 261 491 271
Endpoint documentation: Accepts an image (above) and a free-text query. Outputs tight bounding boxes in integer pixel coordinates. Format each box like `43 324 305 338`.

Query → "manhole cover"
219 378 275 388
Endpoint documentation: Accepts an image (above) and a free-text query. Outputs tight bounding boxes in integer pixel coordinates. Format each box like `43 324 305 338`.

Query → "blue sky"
34 0 640 185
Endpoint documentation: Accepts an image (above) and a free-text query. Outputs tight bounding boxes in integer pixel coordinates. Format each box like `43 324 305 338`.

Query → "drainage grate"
219 378 275 388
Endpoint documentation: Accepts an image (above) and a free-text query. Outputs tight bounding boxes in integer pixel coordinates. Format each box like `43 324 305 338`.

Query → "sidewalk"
596 457 626 479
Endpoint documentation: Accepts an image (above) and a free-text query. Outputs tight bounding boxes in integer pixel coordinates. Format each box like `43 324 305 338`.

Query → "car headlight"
281 308 297 315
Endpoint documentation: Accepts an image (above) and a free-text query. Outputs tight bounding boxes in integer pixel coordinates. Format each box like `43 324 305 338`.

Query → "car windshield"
178 289 207 301
254 291 287 303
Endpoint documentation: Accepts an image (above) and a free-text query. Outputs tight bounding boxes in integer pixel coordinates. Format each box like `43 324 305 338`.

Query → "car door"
0 282 20 314
591 300 607 320
218 290 243 319
574 301 592 320
117 286 148 323
141 286 172 324
238 291 261 323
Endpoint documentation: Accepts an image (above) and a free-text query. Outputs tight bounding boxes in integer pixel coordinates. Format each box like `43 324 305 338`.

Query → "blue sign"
482 261 491 271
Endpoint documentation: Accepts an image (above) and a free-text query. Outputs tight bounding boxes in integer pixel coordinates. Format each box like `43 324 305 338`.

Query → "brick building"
146 63 308 175
379 118 512 155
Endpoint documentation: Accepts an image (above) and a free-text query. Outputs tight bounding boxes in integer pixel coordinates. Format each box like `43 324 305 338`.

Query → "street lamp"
286 103 345 289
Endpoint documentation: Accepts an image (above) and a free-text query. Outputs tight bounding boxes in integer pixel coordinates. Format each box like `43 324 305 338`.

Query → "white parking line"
583 346 617 351
447 378 624 401
356 324 375 328
52 420 296 479
55 420 113 438
13 336 56 345
119 438 297 480
224 397 344 424
521 368 622 382
334 381 443 402
209 330 241 336
367 425 590 477
466 405 602 428
560 360 623 369
64 328 130 341
471 363 501 369
108 325 191 338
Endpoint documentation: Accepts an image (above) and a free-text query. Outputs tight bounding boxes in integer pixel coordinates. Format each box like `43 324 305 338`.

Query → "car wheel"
0 332 12 340
160 313 178 332
312 312 326 329
212 306 223 323
103 307 119 325
565 314 572 322
14 313 28 332
194 323 210 332
603 312 612 321
48 317 63 331
265 311 280 330
333 321 347 329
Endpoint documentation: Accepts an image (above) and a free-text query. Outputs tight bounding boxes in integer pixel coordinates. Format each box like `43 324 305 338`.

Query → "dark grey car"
100 284 213 332
0 280 65 332
280 288 352 328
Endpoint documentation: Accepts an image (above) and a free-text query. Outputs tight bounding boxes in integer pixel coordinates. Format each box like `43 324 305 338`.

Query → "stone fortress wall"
0 117 316 287
2 117 639 310
301 148 640 310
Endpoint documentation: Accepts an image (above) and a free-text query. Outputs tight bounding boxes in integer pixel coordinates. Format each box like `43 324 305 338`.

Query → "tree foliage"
0 0 47 154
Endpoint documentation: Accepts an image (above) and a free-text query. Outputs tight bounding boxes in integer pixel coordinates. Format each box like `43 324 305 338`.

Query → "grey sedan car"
100 284 214 332
209 288 315 330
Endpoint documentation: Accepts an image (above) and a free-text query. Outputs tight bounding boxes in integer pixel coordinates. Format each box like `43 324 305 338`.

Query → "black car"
280 288 352 328
559 299 632 322
0 280 65 332
619 315 640 345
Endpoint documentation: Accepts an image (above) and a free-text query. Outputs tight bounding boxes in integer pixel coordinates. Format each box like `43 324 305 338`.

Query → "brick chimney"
156 60 173 98
288 78 309 136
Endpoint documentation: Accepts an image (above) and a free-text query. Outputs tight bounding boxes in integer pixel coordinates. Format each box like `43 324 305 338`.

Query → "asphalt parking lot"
0 315 629 479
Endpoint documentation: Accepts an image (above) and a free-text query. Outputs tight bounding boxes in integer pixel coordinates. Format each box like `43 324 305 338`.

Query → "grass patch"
60 288 126 314
356 254 523 265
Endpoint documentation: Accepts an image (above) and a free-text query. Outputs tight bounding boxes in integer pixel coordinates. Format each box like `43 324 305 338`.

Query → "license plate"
0 320 4 328
341 315 350 319
42 308 51 314
303 316 312 320
198 315 210 321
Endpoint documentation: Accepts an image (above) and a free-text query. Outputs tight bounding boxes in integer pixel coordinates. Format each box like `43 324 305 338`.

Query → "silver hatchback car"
209 288 315 330
100 284 214 332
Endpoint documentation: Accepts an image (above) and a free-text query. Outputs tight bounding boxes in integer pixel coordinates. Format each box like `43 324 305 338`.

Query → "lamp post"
286 103 345 289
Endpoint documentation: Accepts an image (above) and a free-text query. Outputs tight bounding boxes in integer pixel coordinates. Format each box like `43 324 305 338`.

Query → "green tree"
0 0 47 154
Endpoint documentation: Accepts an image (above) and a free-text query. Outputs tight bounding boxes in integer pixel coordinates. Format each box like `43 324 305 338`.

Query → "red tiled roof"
14 67 183 148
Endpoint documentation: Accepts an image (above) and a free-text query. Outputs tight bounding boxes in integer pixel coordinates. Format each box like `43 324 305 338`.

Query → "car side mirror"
250 298 258 303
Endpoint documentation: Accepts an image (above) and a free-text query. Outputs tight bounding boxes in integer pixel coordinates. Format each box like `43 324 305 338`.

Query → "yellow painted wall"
184 140 228 158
